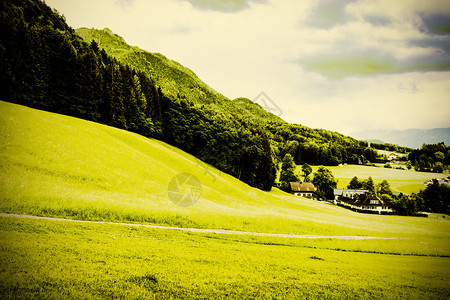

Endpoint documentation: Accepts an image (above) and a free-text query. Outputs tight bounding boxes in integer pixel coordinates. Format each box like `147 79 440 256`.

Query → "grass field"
305 164 447 194
1 216 449 299
1 101 449 298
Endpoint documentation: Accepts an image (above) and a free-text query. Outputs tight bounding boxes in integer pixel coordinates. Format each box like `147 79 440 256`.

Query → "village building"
333 189 392 214
387 152 400 161
290 182 317 199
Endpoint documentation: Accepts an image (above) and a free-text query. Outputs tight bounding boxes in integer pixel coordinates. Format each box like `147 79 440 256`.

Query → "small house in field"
339 192 392 214
290 182 317 199
387 152 400 161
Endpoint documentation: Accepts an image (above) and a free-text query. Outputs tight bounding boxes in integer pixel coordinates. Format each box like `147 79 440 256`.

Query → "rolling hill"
1 100 449 242
0 100 363 235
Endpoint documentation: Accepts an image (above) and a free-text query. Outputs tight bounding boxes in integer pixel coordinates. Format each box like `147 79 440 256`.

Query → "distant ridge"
365 139 385 145
352 128 450 149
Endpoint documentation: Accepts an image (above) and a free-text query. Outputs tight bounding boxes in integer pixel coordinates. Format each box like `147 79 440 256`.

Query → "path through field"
0 213 396 240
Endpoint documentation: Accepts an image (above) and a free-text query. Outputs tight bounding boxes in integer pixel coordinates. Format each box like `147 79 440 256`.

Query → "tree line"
370 142 412 153
78 27 385 170
407 142 449 173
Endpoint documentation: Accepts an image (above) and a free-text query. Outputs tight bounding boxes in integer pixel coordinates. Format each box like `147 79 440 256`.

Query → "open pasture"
1 101 449 298
307 164 447 194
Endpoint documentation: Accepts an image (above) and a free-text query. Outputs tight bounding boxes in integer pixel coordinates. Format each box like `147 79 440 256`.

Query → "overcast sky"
47 0 450 136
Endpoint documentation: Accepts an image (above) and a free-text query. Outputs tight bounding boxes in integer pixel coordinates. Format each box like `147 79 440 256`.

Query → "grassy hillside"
307 164 448 194
1 100 449 241
76 27 284 124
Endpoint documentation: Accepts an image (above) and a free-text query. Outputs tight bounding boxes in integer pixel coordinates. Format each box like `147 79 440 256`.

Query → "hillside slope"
1 100 449 241
76 27 284 124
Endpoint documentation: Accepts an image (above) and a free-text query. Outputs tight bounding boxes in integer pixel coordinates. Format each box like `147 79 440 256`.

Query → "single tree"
377 180 392 196
406 161 412 170
301 163 312 182
433 162 444 173
347 176 362 189
280 154 300 191
312 166 337 200
362 176 375 192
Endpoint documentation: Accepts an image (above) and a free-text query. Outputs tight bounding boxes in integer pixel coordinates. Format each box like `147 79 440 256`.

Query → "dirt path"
0 213 395 240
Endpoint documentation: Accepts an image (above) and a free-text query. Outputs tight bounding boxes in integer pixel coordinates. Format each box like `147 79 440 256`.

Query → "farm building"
337 192 392 214
387 152 400 161
290 182 317 199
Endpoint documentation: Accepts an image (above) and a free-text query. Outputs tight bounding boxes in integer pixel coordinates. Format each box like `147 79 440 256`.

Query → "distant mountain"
352 128 450 149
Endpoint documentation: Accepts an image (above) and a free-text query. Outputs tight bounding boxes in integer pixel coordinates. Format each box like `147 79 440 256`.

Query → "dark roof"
290 182 316 192
343 193 387 207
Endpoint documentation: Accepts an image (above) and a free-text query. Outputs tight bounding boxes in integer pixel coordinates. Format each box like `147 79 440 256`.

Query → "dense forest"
408 142 450 173
1 0 383 191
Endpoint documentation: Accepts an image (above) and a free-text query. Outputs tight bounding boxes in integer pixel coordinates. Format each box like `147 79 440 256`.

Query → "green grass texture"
0 216 449 299
1 100 449 298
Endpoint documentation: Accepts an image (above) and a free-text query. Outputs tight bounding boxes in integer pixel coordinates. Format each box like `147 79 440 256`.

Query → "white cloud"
180 0 268 13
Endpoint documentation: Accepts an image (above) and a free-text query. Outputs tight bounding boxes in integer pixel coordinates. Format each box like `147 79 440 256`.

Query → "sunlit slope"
1 101 449 240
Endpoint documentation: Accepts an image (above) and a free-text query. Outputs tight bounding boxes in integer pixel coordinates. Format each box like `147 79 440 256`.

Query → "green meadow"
1 100 449 298
1 216 449 299
307 164 447 194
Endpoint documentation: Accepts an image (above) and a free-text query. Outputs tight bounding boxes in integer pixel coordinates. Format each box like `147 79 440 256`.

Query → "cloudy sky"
47 0 450 136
